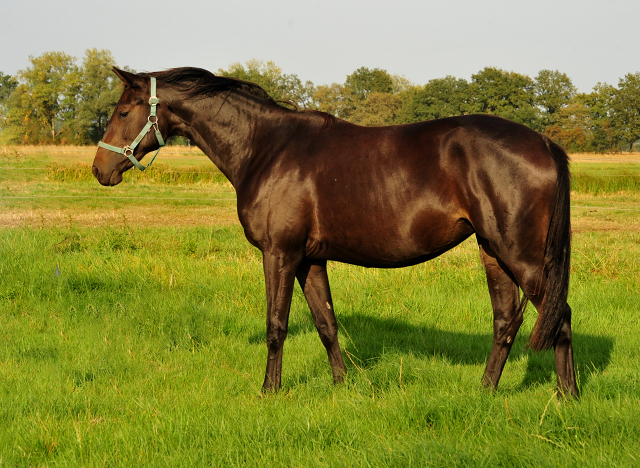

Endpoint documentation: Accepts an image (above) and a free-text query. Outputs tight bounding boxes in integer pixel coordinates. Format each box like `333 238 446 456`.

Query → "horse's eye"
119 111 129 119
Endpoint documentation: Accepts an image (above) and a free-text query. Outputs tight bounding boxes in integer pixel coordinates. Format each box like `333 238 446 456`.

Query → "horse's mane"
147 67 336 128
148 67 276 103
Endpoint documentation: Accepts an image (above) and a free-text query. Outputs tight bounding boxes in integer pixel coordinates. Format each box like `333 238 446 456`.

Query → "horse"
92 67 578 398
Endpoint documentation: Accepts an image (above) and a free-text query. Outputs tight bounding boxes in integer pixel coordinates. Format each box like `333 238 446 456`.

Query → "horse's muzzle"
92 165 122 186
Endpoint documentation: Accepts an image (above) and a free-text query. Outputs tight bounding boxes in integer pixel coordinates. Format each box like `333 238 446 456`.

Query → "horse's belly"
305 215 474 268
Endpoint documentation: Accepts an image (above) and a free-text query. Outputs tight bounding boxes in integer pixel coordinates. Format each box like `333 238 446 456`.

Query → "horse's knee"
266 323 288 350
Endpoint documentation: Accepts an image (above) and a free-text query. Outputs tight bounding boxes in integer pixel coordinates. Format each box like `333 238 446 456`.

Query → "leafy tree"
338 67 394 119
0 72 17 100
534 70 576 128
313 83 347 116
349 92 403 126
391 74 413 94
312 68 399 122
610 72 640 151
0 72 18 131
398 76 476 123
218 59 315 108
576 83 617 152
544 102 591 152
8 51 80 143
470 67 539 128
344 67 393 100
73 49 122 143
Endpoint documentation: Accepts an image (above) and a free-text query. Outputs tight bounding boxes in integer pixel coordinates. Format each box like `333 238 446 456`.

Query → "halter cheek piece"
98 77 165 171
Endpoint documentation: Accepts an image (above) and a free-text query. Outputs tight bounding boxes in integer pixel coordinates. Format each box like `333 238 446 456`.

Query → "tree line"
1 49 639 152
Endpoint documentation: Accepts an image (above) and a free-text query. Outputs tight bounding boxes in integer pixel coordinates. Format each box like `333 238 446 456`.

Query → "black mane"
148 67 275 103
147 67 336 126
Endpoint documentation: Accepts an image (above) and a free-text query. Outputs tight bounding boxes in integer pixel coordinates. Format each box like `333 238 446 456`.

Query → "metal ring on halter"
123 146 134 157
148 116 160 133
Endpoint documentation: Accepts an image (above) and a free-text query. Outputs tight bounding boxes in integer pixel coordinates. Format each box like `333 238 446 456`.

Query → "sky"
2 0 639 93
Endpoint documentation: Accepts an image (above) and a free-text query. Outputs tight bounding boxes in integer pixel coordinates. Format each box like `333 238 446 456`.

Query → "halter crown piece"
98 77 165 171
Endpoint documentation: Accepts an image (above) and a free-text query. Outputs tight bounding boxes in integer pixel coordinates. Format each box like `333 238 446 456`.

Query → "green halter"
98 77 165 171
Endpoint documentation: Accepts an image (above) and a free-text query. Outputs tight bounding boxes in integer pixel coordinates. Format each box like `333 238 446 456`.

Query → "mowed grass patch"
0 224 639 467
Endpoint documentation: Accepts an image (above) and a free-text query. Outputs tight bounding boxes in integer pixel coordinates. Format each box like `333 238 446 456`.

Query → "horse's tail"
528 137 571 351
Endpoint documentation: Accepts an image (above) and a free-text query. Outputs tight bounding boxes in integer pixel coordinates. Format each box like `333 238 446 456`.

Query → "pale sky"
2 0 639 93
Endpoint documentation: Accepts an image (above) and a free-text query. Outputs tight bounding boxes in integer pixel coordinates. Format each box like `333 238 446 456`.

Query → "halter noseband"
98 77 165 171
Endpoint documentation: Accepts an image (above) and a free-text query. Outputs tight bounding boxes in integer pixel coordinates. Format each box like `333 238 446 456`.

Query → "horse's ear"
112 67 145 89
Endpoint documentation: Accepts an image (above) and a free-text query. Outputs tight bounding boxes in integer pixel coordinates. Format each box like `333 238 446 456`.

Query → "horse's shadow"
275 313 614 391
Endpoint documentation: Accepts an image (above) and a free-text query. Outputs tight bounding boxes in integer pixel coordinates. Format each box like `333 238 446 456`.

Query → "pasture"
1 146 639 466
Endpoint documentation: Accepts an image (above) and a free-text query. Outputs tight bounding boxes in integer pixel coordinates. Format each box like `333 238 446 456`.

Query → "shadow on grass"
271 314 614 391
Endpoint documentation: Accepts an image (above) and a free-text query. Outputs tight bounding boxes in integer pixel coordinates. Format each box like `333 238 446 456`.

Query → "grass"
45 161 640 194
6 146 640 195
45 162 229 185
0 146 639 466
571 162 640 195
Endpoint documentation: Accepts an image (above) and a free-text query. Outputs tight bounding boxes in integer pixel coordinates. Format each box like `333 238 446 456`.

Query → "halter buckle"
123 146 134 157
149 96 159 106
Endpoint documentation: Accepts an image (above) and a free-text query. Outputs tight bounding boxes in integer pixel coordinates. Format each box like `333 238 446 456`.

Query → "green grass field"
1 146 639 467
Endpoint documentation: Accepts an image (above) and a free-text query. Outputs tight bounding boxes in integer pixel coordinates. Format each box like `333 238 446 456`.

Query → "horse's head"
92 68 169 186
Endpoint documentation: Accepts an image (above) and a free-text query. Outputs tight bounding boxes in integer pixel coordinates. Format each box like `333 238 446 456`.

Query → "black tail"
528 137 571 351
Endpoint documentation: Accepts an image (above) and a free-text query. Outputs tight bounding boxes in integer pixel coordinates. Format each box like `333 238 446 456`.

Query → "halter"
98 77 165 171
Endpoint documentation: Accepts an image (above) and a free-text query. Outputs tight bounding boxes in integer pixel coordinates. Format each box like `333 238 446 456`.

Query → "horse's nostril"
92 165 100 178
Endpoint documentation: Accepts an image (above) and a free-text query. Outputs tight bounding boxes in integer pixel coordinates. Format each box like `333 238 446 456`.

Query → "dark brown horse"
92 67 578 398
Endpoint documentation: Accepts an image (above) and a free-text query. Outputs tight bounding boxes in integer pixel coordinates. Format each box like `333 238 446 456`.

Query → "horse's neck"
171 93 288 188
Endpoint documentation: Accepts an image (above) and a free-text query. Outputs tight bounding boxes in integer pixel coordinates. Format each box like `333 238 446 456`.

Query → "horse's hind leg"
478 237 525 390
553 305 578 398
296 260 347 384
514 274 578 398
488 248 578 398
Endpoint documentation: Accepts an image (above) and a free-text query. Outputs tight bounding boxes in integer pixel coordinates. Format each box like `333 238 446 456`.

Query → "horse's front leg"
261 250 301 393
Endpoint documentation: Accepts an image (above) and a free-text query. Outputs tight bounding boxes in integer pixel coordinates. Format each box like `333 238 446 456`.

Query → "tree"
13 51 79 142
391 74 413 94
610 72 640 151
398 76 476 123
349 92 403 126
534 70 576 128
544 103 591 152
0 72 18 131
576 83 617 152
338 67 394 120
218 59 315 108
344 67 393 100
74 49 122 143
310 67 399 122
470 67 539 128
313 82 347 117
